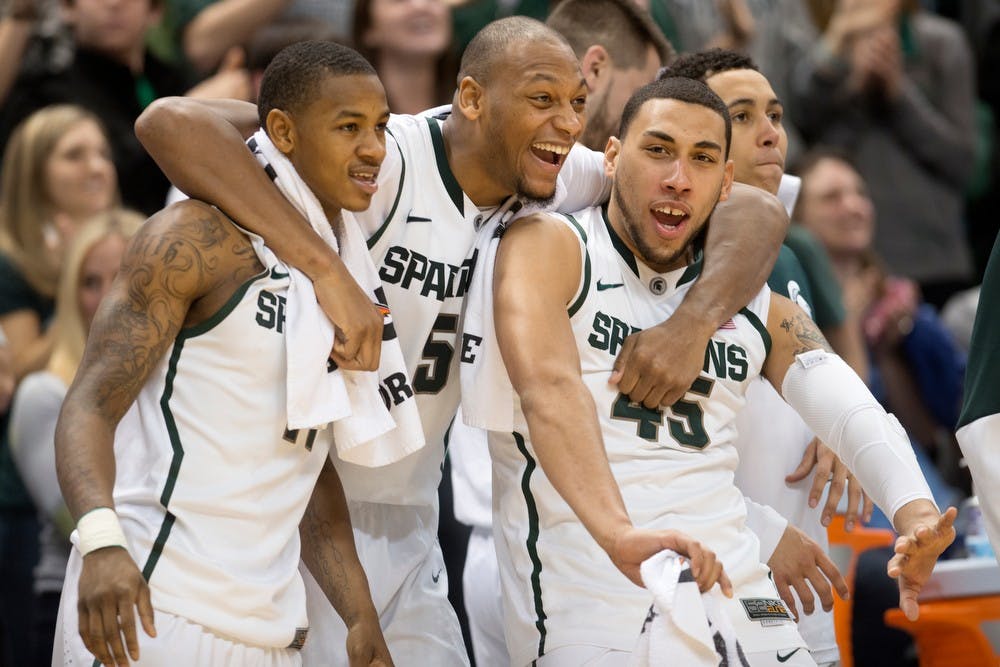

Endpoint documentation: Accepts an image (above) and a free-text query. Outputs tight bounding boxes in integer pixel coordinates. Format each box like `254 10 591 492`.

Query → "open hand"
888 506 958 621
768 524 848 620
78 547 156 666
785 438 873 530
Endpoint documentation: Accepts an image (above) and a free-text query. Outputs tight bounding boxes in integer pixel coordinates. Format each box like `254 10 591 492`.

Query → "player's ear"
457 76 484 121
719 159 735 201
604 136 621 177
266 109 296 156
580 44 609 91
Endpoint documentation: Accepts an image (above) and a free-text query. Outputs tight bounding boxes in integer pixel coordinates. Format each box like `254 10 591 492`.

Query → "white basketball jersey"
111 233 329 650
490 207 804 665
332 113 515 507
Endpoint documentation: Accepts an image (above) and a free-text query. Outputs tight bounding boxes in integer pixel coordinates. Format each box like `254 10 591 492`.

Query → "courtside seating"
885 596 1000 667
827 514 896 667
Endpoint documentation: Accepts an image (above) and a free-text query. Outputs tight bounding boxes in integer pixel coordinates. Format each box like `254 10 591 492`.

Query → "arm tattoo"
86 208 251 423
300 504 351 611
779 309 834 356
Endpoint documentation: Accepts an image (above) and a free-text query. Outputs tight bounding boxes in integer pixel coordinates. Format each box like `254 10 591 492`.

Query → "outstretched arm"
135 98 383 370
56 202 256 665
763 293 955 620
612 183 786 408
494 214 729 594
300 459 392 666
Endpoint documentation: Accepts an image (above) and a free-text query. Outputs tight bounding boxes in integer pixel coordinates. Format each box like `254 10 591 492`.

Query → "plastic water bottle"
963 496 996 559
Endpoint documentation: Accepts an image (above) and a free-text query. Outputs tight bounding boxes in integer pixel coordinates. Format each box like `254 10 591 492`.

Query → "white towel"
459 216 517 431
248 130 424 466
630 550 749 667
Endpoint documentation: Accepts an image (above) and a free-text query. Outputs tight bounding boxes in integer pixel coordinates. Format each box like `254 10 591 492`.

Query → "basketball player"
660 49 865 665
957 235 1000 551
471 77 955 666
134 17 791 666
54 42 392 667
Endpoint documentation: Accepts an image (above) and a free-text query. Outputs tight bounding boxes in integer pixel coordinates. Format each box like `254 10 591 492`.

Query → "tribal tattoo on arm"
56 201 259 518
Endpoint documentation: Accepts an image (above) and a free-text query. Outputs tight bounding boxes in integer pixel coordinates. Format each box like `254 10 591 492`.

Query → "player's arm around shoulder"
55 200 260 667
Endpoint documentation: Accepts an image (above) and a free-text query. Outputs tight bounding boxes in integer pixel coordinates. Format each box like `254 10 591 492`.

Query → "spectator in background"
794 149 966 504
545 0 673 151
646 0 818 162
352 0 455 115
0 105 117 380
791 0 978 308
176 0 354 77
0 103 117 667
0 0 72 107
8 209 142 666
0 0 251 216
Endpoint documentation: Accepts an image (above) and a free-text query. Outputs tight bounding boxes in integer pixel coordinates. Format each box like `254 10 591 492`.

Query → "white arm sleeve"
781 350 935 523
744 498 789 563
556 144 612 212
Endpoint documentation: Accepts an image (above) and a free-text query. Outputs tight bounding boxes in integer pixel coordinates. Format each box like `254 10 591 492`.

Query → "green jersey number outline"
610 376 715 449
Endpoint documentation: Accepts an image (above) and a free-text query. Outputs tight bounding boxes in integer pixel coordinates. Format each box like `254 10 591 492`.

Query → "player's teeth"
532 143 568 155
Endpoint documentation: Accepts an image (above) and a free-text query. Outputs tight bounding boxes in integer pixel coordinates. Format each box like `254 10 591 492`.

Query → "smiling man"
470 76 955 666
135 17 793 666
54 42 391 667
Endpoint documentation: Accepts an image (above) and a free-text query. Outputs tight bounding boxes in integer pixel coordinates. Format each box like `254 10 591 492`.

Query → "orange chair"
827 514 897 667
884 596 1000 667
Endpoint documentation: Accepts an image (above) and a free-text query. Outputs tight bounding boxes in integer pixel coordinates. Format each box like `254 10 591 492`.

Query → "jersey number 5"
414 313 458 394
610 377 715 449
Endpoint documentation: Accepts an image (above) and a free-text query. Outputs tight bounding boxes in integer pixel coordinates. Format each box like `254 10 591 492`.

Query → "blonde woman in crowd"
9 210 143 666
0 103 117 667
0 104 117 379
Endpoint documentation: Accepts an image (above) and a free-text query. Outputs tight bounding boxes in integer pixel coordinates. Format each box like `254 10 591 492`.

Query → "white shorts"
462 527 509 667
536 644 818 667
56 550 301 667
299 501 468 666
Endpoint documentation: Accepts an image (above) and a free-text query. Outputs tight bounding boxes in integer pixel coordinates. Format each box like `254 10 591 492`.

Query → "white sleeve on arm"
781 350 935 522
744 498 789 562
556 144 612 212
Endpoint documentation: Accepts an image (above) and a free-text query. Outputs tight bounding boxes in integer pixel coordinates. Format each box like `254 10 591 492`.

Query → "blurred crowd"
0 0 995 665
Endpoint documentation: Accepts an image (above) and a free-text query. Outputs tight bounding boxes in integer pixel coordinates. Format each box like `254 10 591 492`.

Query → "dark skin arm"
611 183 787 408
134 98 383 371
56 201 261 666
300 459 393 666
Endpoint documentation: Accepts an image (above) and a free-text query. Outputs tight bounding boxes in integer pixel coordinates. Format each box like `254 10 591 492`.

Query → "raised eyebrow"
726 98 756 110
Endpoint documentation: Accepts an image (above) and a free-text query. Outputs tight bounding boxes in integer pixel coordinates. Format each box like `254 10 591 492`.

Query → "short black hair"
657 48 758 83
257 41 377 128
618 77 731 157
458 16 571 85
547 0 674 69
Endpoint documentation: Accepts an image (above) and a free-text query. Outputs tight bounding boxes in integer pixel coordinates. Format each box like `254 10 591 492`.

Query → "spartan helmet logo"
649 276 667 295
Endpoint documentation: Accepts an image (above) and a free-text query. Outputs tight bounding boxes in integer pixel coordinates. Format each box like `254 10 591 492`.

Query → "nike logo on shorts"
776 647 802 663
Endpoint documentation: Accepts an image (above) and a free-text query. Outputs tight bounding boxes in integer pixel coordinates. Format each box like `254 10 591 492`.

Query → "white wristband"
77 507 128 556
